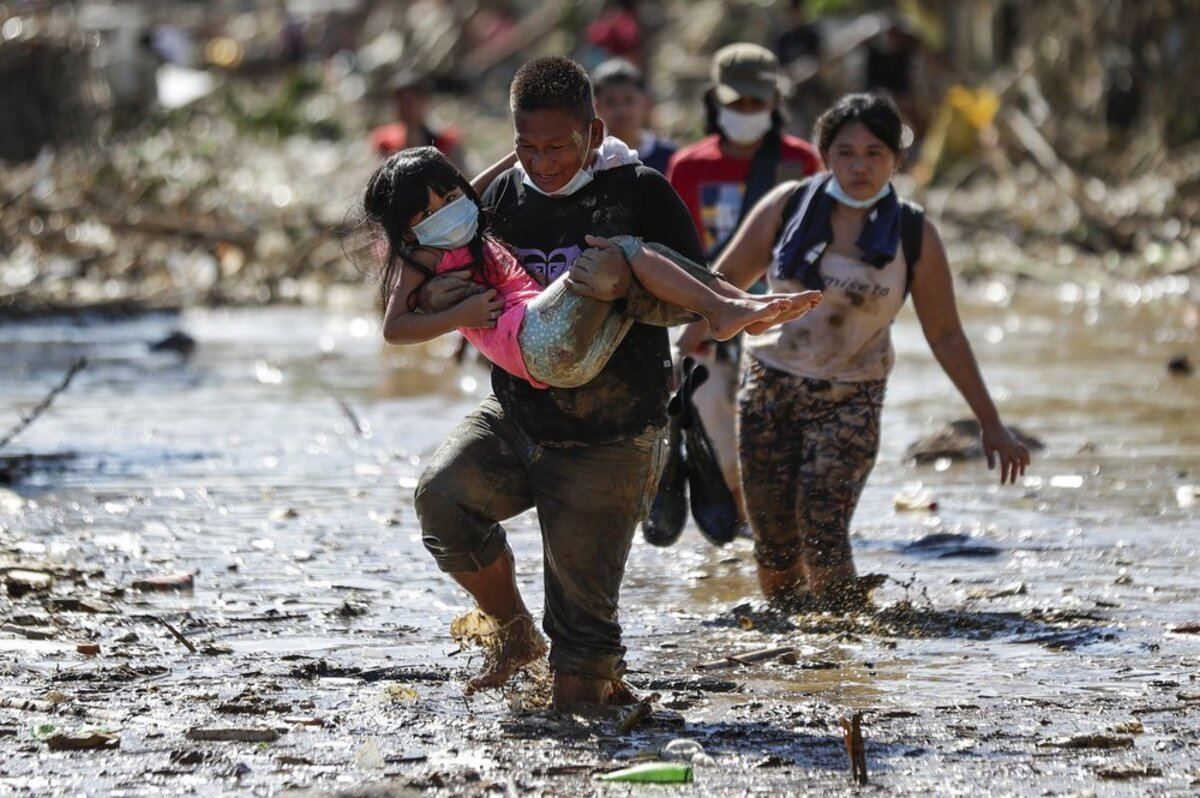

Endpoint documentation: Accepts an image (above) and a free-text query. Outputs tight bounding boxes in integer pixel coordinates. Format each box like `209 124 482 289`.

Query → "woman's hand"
981 422 1031 485
676 319 713 356
450 289 504 329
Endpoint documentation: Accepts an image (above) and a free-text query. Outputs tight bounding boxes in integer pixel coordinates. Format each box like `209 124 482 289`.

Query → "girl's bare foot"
745 291 822 335
465 614 548 694
708 298 791 341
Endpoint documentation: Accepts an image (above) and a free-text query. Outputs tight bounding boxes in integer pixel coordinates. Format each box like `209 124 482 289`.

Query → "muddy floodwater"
1 280 1198 796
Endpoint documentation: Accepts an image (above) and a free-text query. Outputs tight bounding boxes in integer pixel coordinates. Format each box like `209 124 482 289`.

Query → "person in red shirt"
369 70 467 170
667 43 822 259
666 43 821 522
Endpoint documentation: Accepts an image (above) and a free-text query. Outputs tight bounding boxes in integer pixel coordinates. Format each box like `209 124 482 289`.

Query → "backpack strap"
780 177 811 224
899 198 925 295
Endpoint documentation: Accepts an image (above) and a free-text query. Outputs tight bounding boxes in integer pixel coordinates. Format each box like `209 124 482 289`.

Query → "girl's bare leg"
611 240 791 341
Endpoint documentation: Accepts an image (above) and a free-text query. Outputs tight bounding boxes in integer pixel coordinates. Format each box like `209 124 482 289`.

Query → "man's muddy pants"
416 395 665 680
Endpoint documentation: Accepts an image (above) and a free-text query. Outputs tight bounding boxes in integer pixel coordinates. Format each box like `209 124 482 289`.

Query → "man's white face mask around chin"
522 164 594 198
718 106 773 145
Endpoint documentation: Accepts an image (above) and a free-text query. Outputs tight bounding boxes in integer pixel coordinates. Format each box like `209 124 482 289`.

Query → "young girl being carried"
361 147 822 389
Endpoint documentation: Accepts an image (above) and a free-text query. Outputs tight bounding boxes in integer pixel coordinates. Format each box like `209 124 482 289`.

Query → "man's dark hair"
510 56 595 126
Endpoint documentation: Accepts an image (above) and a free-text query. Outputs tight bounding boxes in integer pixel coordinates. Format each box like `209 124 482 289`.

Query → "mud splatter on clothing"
737 356 885 571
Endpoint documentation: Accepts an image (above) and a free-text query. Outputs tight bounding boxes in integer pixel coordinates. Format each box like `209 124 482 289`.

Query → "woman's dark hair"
361 146 489 312
813 92 906 155
702 88 785 143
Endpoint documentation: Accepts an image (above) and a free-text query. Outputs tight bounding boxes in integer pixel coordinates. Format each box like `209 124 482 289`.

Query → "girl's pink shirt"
436 239 548 389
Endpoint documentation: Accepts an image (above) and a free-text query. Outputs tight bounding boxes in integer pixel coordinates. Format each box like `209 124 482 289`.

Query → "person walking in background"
590 58 676 175
773 0 831 138
370 70 468 170
680 93 1030 609
667 43 822 519
585 0 646 68
863 15 933 141
591 58 676 174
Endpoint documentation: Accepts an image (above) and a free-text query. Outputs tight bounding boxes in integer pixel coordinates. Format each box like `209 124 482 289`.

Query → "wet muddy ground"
1 279 1198 796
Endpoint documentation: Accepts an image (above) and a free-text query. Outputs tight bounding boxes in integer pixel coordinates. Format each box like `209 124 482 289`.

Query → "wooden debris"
697 646 796 671
153 616 197 654
131 572 194 592
46 731 119 751
45 597 114 614
185 727 281 743
76 643 100 656
5 569 53 597
617 692 661 734
841 712 868 785
1169 623 1200 635
0 696 55 713
1038 733 1134 750
1 623 56 640
1097 764 1162 780
905 418 1043 464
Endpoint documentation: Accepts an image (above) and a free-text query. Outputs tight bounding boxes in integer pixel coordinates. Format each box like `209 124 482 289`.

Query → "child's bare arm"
382 261 502 345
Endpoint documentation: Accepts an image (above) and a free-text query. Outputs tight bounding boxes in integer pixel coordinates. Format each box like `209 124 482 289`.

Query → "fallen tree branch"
0 358 87 450
696 646 796 671
153 616 197 654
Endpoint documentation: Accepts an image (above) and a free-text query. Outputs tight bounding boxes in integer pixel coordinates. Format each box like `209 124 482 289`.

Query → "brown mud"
1 284 1198 795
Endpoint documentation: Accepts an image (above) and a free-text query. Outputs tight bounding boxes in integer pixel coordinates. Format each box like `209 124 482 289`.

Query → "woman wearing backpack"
679 93 1031 609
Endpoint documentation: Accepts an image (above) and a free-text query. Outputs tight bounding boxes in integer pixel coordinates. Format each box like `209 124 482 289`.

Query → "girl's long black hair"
361 146 490 312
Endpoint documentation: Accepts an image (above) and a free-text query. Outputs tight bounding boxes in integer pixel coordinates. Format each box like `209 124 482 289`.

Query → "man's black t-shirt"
481 164 705 445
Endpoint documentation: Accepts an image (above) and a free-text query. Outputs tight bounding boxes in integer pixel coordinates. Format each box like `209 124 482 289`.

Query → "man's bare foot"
551 673 637 709
465 614 547 695
744 291 823 335
708 298 791 341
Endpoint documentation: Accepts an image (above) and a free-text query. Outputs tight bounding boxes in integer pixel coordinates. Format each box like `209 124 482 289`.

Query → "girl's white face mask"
412 195 479 249
718 106 773 145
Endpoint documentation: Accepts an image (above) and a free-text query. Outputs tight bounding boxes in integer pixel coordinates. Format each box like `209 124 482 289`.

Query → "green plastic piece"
598 761 694 783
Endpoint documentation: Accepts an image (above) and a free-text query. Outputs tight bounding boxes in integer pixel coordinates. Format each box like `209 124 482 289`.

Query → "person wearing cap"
666 43 821 520
592 58 677 174
679 93 1031 610
370 71 467 169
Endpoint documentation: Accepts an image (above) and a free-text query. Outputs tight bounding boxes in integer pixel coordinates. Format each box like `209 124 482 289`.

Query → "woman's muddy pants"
737 356 886 574
416 396 664 680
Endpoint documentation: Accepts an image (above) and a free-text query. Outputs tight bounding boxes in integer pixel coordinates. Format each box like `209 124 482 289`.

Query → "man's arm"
470 151 518 196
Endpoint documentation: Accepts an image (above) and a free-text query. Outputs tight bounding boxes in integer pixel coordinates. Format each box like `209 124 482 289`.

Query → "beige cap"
711 43 780 104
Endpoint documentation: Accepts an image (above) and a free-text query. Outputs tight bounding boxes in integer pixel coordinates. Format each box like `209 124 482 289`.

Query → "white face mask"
718 106 773 145
825 176 892 209
522 162 594 198
412 195 479 249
